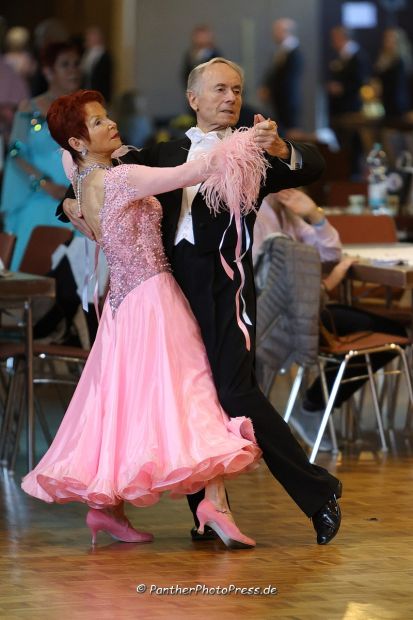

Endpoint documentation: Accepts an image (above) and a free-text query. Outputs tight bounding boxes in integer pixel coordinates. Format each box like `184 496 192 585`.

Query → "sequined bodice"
100 166 170 314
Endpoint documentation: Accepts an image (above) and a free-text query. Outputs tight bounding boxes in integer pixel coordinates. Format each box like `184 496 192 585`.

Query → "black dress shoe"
190 526 218 541
311 481 342 545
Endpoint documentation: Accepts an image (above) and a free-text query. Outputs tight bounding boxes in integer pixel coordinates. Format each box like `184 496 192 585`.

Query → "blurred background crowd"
1 1 413 191
1 0 413 346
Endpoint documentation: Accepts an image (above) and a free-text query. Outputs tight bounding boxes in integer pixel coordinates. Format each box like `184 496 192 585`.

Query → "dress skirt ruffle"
22 272 260 507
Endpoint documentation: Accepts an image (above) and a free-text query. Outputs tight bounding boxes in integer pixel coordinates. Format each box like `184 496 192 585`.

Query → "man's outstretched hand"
253 113 289 159
63 198 95 240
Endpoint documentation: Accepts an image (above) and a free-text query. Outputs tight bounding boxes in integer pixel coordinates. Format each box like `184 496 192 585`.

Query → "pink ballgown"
21 156 262 508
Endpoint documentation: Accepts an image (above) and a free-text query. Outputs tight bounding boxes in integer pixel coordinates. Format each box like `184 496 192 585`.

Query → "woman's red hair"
47 89 105 162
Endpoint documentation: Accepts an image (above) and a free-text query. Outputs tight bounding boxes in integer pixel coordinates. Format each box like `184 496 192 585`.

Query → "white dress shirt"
174 126 303 246
340 40 360 60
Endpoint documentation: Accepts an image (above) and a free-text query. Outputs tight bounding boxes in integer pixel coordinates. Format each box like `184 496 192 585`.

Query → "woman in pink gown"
21 90 263 549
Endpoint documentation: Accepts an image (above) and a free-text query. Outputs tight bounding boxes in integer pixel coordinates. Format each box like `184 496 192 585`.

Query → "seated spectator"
3 26 37 85
253 189 341 264
30 18 68 96
0 41 81 270
254 189 407 450
0 18 29 150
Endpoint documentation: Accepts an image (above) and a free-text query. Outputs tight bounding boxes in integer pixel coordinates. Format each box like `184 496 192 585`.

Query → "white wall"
133 0 321 130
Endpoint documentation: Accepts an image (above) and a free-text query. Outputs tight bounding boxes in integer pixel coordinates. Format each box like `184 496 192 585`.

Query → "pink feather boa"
61 149 76 182
200 127 269 351
201 127 269 217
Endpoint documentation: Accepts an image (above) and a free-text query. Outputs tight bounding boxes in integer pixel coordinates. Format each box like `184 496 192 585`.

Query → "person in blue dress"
1 42 81 270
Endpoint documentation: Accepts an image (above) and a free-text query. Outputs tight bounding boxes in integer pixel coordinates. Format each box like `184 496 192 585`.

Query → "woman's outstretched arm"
124 157 208 199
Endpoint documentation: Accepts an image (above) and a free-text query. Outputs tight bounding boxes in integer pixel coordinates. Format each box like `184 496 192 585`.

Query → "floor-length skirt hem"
21 272 261 507
23 444 258 508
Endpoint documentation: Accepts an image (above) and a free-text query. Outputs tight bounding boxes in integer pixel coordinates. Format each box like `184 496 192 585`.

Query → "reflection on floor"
0 371 412 619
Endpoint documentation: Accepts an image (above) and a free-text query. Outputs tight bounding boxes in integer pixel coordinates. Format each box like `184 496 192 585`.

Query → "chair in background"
0 225 90 470
0 233 17 407
327 213 405 313
308 328 413 463
0 341 88 471
326 213 397 243
18 225 73 275
255 235 412 462
306 144 352 206
0 225 74 338
323 213 411 449
254 235 339 449
325 181 368 207
317 144 352 182
0 232 17 344
255 236 321 397
0 232 17 269
395 215 413 242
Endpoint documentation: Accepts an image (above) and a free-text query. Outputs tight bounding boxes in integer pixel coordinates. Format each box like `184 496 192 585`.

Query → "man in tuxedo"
181 24 221 87
81 26 112 103
327 26 368 118
259 18 303 134
327 26 369 177
59 58 342 545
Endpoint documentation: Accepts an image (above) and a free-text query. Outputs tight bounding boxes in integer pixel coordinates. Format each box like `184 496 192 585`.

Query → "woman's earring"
81 147 88 157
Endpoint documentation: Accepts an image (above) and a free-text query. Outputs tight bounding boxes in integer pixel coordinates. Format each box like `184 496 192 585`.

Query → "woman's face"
82 101 122 156
48 49 81 94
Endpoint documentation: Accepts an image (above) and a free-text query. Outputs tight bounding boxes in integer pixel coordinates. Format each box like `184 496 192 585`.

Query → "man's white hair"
187 57 244 95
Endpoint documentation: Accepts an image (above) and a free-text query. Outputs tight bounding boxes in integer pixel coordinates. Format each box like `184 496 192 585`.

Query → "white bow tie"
186 126 231 144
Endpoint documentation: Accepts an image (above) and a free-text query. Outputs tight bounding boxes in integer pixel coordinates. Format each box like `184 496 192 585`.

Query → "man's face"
188 63 243 132
192 28 213 50
273 20 288 44
331 28 346 52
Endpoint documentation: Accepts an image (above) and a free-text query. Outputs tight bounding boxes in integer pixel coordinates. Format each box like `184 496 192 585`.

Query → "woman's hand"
323 256 357 292
63 198 96 240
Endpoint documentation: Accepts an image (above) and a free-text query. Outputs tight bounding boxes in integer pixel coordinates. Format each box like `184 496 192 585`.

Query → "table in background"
0 272 55 470
341 243 413 338
344 243 413 289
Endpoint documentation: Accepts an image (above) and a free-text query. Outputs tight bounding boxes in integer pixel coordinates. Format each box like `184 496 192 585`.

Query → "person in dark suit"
327 26 369 177
58 59 342 546
327 26 368 118
374 27 412 119
259 18 303 134
181 24 221 87
81 26 112 103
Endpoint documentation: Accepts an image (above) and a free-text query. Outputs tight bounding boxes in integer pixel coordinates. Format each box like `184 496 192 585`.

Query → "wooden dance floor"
1 446 413 619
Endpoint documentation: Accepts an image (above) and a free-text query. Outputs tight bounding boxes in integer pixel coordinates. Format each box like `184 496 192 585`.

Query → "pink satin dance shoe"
196 499 255 549
86 508 154 545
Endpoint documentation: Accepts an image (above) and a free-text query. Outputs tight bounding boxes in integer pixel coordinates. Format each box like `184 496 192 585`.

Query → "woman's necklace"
75 163 112 216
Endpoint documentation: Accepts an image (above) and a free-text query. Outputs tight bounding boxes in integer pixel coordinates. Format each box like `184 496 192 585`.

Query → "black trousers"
305 304 407 410
171 240 339 520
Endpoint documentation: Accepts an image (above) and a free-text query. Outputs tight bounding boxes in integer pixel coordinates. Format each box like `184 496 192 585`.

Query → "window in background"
342 2 377 29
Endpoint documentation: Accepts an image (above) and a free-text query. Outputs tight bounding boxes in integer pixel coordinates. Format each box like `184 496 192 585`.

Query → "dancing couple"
23 58 342 549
